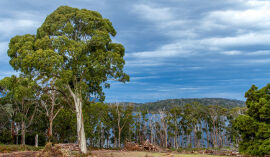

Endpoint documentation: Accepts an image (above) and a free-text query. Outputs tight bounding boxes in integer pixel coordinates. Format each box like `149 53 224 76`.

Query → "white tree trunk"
35 134 38 147
68 86 87 154
21 121 25 145
74 96 87 154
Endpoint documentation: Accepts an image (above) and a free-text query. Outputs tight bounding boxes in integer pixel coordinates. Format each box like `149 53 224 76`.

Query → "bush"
37 142 64 157
0 129 13 144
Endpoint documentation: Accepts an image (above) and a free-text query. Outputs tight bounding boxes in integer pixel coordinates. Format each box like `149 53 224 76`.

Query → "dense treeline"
1 78 270 155
123 98 245 112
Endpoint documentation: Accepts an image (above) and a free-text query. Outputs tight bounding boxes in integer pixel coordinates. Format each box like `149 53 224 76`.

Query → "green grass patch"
0 144 43 153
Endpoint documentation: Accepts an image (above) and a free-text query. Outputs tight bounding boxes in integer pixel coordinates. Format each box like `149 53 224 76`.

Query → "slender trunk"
150 122 153 143
117 105 121 148
165 129 168 148
174 120 178 149
118 129 121 148
11 121 14 144
213 120 218 148
194 126 197 148
48 119 53 141
174 134 176 148
210 131 214 148
21 121 25 145
35 134 38 147
206 129 209 148
218 129 222 148
181 132 184 148
114 129 117 148
199 124 202 148
101 126 104 148
75 98 87 153
68 86 87 154
189 132 192 148
107 134 109 148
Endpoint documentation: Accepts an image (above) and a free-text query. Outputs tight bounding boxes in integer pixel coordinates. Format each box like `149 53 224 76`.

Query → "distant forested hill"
119 98 245 112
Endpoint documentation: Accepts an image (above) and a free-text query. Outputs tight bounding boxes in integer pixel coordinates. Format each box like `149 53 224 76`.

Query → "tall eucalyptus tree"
7 6 129 153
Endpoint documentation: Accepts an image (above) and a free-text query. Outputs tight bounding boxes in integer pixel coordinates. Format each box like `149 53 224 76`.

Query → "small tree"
40 79 66 141
115 103 133 147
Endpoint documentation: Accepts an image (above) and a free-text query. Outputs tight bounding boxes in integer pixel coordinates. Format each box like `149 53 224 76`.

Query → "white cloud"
132 4 174 22
221 50 242 55
177 87 202 91
125 59 164 67
131 76 160 81
128 42 194 59
246 50 270 56
0 10 42 39
132 3 196 39
129 0 270 66
207 8 270 28
201 33 270 47
0 18 41 37
0 42 8 59
246 0 270 9
219 50 270 56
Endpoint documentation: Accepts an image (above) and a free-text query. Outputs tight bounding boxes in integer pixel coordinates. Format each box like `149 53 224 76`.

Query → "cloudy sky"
1 0 270 102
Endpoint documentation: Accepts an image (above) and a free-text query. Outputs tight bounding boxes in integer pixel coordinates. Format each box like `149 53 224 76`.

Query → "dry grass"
0 144 42 153
36 142 64 157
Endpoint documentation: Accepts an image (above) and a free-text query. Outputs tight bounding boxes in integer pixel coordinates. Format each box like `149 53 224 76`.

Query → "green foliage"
234 84 270 156
53 108 77 143
0 75 40 144
7 5 129 101
45 102 134 147
83 102 108 145
0 129 13 144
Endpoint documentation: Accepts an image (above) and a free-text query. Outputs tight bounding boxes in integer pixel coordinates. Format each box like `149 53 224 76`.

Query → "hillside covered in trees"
121 98 245 112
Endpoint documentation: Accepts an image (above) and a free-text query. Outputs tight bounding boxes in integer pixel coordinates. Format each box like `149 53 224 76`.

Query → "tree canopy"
234 84 270 156
8 5 129 100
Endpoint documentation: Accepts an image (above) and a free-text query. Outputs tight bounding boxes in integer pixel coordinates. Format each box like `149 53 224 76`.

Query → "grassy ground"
0 144 42 153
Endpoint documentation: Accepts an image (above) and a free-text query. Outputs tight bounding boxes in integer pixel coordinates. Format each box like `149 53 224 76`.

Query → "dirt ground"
91 150 226 157
0 150 227 157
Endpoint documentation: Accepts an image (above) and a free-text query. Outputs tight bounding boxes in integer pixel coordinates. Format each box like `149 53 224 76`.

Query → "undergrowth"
0 144 43 153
